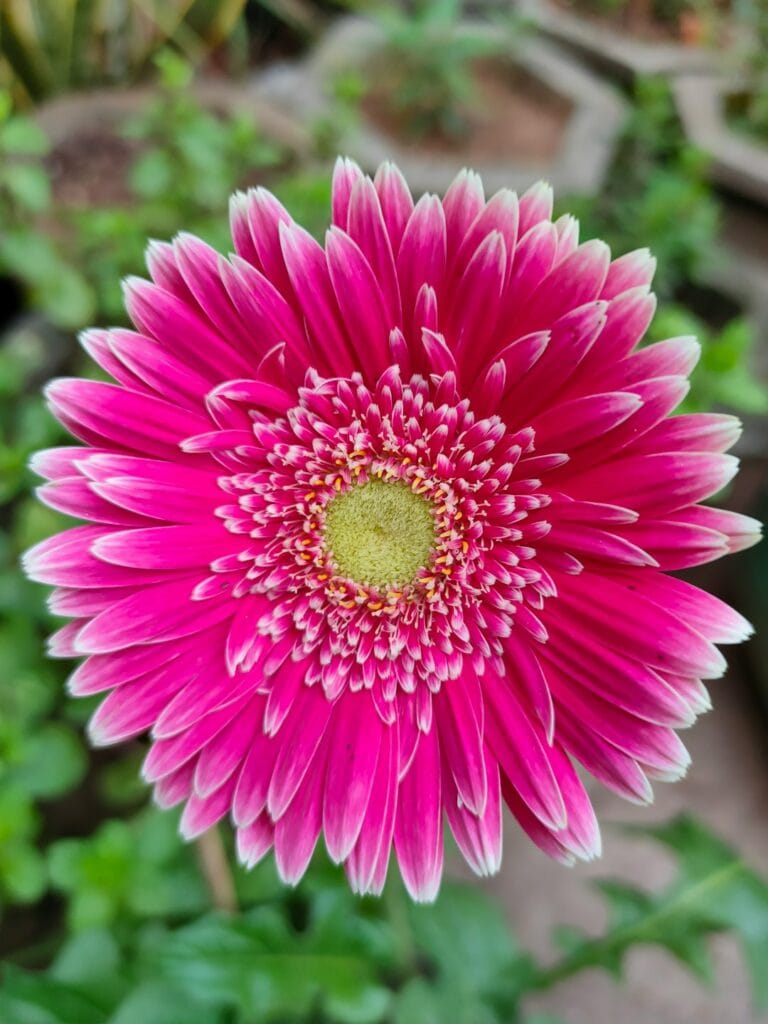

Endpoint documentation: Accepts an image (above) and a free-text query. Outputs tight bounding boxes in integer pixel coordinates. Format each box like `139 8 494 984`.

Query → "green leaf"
146 907 388 1022
0 967 110 1024
0 117 49 155
129 149 175 200
12 723 86 798
527 816 768 1010
1 164 51 212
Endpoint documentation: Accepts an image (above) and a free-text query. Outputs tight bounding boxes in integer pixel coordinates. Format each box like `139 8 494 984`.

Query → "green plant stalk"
524 860 745 993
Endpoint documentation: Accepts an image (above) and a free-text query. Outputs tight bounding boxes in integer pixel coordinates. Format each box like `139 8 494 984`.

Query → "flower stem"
196 827 238 913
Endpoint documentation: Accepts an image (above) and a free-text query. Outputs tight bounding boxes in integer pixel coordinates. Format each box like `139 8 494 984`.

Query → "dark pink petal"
633 412 741 455
154 761 195 809
601 248 656 299
326 227 392 380
179 774 236 840
566 452 738 515
236 813 274 869
174 232 253 348
274 739 327 885
442 168 485 255
36 478 148 527
323 691 384 863
244 187 294 296
267 684 336 820
347 177 401 324
517 180 553 235
106 329 214 409
394 725 443 902
444 750 502 876
374 161 414 251
123 277 248 378
45 379 210 460
194 696 262 797
331 156 365 227
514 240 610 335
345 721 398 896
142 691 254 782
87 657 190 746
668 506 761 555
280 222 354 373
74 576 232 654
555 571 727 679
232 727 281 826
483 671 566 830
435 674 486 815
24 525 167 588
397 194 447 330
67 637 194 696
609 570 753 645
617 517 728 569
556 712 653 805
92 524 236 569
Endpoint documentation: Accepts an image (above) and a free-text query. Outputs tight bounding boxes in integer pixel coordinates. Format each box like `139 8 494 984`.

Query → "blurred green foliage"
1 817 767 1022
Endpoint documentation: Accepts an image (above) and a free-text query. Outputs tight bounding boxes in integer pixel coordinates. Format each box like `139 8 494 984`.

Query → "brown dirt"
361 59 572 164
46 129 141 208
553 0 730 46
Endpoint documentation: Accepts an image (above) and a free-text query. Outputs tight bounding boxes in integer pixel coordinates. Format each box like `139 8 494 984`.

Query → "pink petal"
483 670 566 831
323 691 385 863
394 725 443 902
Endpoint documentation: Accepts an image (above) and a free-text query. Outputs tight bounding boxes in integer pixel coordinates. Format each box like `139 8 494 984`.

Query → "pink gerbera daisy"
25 159 759 901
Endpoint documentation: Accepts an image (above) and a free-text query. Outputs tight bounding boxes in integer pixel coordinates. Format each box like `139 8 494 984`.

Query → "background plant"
370 0 503 142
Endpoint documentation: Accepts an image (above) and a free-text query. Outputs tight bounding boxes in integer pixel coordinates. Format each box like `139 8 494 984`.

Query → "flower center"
324 480 435 589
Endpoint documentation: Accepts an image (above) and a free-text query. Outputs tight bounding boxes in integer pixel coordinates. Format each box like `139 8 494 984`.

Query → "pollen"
324 480 436 589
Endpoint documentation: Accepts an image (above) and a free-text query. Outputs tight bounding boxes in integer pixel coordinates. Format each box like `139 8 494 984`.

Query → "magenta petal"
331 156 365 228
374 161 414 251
274 738 327 886
483 671 566 830
556 571 727 679
179 774 236 840
193 696 262 797
236 813 274 869
326 227 392 381
267 684 335 820
444 749 502 877
74 577 232 654
436 674 487 815
394 725 443 902
92 524 239 570
45 379 210 459
345 721 398 896
143 691 254 782
323 691 384 863
232 727 281 826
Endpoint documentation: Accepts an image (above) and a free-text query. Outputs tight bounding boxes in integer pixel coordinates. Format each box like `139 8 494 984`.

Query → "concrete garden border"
673 74 768 209
253 15 626 198
514 0 716 82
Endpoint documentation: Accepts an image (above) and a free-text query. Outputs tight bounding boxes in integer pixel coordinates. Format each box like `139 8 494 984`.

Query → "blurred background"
1 2 768 1022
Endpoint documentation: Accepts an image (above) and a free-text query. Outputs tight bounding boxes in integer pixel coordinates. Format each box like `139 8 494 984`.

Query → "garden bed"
254 15 626 196
515 0 719 81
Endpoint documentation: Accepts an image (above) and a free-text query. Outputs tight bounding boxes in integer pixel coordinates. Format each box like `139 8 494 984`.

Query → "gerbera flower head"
26 158 759 901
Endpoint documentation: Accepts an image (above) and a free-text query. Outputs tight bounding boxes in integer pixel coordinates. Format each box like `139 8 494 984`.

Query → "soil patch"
46 129 141 208
362 59 572 164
